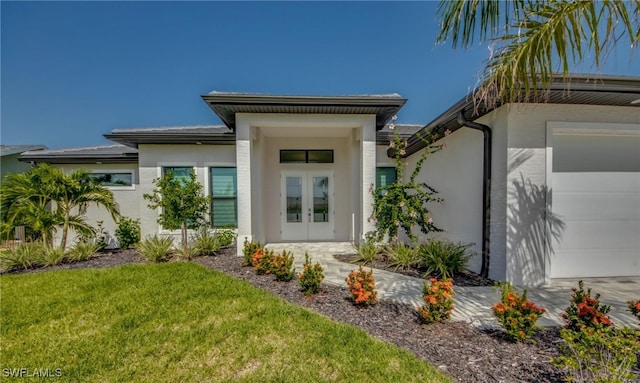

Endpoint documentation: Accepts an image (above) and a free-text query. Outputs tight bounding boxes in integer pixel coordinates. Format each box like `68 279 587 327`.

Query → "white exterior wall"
53 163 139 248
137 144 236 243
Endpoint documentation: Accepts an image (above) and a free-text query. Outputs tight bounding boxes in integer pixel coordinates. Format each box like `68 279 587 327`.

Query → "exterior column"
235 119 252 255
360 119 376 239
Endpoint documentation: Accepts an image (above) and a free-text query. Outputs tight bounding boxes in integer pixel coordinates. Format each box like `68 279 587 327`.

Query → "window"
163 167 193 185
280 150 333 163
210 167 237 227
376 167 397 188
89 172 133 187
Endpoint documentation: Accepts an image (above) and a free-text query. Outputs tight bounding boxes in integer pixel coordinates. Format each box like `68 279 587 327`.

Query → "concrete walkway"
265 242 640 329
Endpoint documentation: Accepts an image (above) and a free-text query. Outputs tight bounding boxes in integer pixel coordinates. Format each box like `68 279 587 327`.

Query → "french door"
281 171 334 241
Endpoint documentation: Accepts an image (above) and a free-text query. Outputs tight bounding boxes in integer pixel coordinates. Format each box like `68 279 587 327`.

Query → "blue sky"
2 1 638 149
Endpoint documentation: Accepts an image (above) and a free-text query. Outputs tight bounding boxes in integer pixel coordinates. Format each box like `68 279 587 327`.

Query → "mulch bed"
8 247 640 382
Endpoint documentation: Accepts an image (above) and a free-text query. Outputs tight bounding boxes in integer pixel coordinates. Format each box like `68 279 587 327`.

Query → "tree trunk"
181 221 188 254
60 215 69 251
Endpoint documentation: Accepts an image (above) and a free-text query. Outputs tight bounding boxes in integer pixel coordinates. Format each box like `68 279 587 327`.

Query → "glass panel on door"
312 176 329 223
286 176 303 223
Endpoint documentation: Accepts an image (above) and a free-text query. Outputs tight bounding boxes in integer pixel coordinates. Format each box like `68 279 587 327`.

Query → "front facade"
20 75 640 286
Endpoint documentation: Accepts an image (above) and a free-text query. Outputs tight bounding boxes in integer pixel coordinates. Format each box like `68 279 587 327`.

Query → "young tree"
437 0 639 108
143 170 210 253
1 164 120 250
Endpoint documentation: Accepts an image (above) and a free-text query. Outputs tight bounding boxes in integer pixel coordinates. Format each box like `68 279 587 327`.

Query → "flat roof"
19 145 138 164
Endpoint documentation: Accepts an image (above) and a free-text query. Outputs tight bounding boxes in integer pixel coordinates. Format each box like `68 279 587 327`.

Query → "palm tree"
1 164 120 250
437 0 639 108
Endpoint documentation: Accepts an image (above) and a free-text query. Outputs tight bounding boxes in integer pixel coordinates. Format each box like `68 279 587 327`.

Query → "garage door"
549 124 640 279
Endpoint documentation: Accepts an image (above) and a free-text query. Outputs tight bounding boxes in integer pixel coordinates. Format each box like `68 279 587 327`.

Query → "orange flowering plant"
418 278 455 324
270 250 295 282
562 280 612 331
627 299 640 325
253 248 274 275
298 252 324 296
491 282 546 342
345 267 377 306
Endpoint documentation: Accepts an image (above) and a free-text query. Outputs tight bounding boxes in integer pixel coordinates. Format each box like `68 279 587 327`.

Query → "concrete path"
265 242 640 329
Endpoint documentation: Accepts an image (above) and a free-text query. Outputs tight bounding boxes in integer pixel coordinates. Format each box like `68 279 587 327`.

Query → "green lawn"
1 263 450 382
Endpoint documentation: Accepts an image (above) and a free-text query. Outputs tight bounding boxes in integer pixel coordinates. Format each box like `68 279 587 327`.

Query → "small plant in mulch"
346 267 377 306
491 282 546 342
242 239 263 266
253 248 274 275
562 280 612 331
298 252 324 296
626 299 640 325
417 278 455 324
270 250 295 282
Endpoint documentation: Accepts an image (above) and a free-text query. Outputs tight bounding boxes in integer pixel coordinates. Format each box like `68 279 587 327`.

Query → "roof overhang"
201 93 407 131
19 146 139 164
104 126 235 148
397 74 640 158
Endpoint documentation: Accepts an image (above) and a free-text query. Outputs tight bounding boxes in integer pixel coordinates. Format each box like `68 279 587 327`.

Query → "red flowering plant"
627 299 640 325
417 278 455 324
345 267 377 306
491 282 546 342
562 280 612 331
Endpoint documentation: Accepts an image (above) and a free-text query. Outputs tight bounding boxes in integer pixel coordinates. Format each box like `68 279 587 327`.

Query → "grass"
0 263 450 382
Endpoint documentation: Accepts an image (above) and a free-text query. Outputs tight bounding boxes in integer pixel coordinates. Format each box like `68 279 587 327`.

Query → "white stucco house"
20 74 640 286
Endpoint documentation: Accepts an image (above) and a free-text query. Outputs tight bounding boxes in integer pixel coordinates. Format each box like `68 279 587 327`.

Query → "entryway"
280 171 334 240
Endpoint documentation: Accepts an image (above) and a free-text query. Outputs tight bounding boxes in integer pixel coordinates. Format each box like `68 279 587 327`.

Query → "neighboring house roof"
19 144 138 164
1 145 47 157
104 125 234 148
201 92 407 132
401 74 640 157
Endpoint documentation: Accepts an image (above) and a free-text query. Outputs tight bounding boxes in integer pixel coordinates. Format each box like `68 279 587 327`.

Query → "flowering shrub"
491 282 546 342
562 280 612 331
627 299 640 325
298 252 324 296
345 267 377 306
270 250 295 282
242 239 262 266
253 248 274 275
417 278 455 324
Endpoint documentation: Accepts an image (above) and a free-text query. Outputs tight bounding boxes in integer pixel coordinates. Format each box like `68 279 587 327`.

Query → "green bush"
298 252 324 296
174 245 198 260
354 234 379 265
242 239 263 267
115 217 141 250
215 228 236 247
66 242 99 263
270 250 295 282
553 326 640 382
562 280 612 331
491 282 546 342
138 235 173 263
40 246 66 267
0 242 46 271
419 239 473 278
254 249 274 275
385 242 420 271
193 229 221 256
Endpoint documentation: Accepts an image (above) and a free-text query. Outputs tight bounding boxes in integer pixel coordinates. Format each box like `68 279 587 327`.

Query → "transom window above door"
280 150 333 163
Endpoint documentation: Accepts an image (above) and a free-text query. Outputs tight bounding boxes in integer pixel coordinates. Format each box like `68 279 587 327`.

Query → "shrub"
628 300 640 325
242 239 263 266
0 242 45 271
138 235 173 263
253 248 274 275
115 217 141 249
65 242 99 263
174 245 198 260
419 239 473 279
491 282 546 342
193 229 221 256
553 326 640 383
418 278 455 324
353 234 379 265
298 252 324 296
270 250 295 282
40 246 66 266
562 280 612 331
346 267 377 306
78 221 108 250
216 228 236 247
385 241 420 271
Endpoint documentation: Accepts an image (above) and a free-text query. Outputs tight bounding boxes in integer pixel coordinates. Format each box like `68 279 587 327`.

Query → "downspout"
456 110 492 279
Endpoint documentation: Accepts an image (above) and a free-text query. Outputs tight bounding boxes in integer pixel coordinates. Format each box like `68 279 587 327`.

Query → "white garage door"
549 124 640 279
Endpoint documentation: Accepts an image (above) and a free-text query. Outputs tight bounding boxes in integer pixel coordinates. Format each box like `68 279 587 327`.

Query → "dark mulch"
1 247 567 382
334 253 495 286
4 249 143 275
